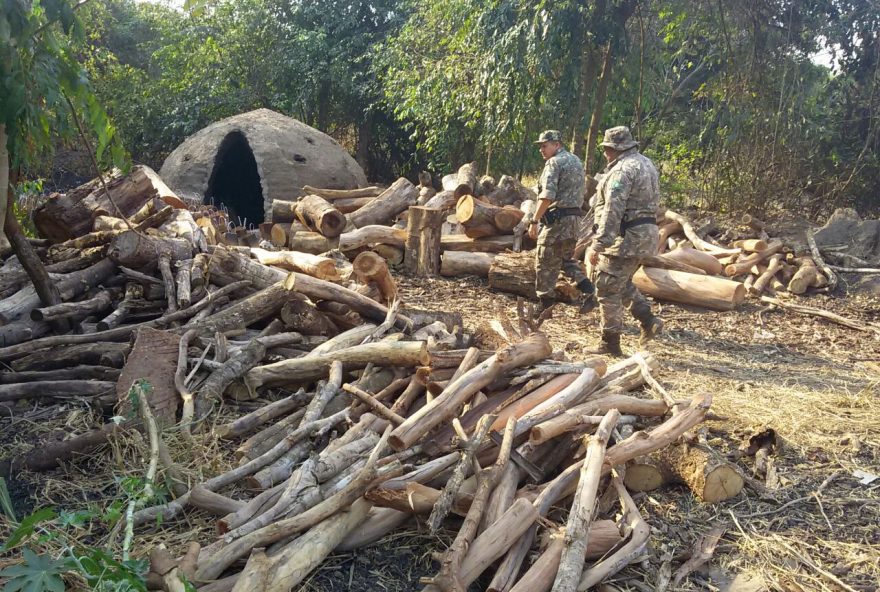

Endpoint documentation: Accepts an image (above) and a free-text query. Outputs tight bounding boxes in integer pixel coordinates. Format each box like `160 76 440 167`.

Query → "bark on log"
440 251 496 277
787 257 820 294
301 185 381 200
0 380 116 403
246 341 429 390
732 239 769 252
494 206 525 232
346 178 418 228
269 222 308 248
339 225 407 251
424 190 458 212
640 254 706 276
454 162 479 198
660 247 723 275
530 394 667 445
488 251 582 303
488 175 537 207
270 200 298 223
187 281 295 335
663 210 739 256
632 267 746 311
457 195 510 235
404 206 444 277
247 247 339 281
116 327 181 425
750 254 783 296
12 342 128 372
295 195 346 238
33 165 180 242
624 444 743 502
280 294 337 336
724 240 784 277
331 196 375 213
215 391 311 440
441 234 515 253
389 333 551 451
108 231 192 267
0 422 128 477
30 289 114 322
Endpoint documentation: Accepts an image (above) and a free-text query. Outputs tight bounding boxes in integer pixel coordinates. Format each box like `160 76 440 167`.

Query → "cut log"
270 200 298 223
640 254 706 276
247 247 339 281
440 251 496 277
787 257 820 294
488 251 582 303
663 210 739 256
373 244 404 266
660 247 723 275
657 221 682 253
269 222 308 248
108 231 192 267
33 165 181 242
625 444 743 503
301 185 382 200
0 380 116 403
454 162 479 198
332 196 375 214
750 254 783 296
0 422 128 477
404 206 444 277
423 190 458 212
632 267 746 311
246 341 429 390
732 239 769 252
338 225 407 251
346 178 418 228
741 214 766 232
93 215 127 232
280 294 337 336
494 206 525 232
116 327 181 425
352 252 397 304
441 234 515 253
294 195 346 238
287 231 338 254
30 289 114 322
457 195 511 235
487 175 537 206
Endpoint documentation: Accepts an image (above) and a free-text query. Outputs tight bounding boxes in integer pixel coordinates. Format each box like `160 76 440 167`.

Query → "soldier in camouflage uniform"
525 130 596 312
585 126 663 356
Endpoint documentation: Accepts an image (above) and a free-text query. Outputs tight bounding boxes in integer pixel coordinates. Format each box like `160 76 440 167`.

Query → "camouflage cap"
600 126 638 151
534 130 563 144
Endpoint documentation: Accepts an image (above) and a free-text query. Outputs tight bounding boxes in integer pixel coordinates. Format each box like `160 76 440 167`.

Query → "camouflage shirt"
594 149 660 253
537 148 585 209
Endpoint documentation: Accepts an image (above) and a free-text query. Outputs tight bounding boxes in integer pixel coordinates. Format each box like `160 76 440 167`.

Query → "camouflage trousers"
535 216 589 301
594 255 653 333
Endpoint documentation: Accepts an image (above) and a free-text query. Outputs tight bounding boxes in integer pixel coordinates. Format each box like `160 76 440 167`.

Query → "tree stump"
403 206 444 277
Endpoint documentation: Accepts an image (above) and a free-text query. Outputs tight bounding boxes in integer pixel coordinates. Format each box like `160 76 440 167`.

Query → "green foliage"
0 547 71 592
1 508 56 552
0 477 16 521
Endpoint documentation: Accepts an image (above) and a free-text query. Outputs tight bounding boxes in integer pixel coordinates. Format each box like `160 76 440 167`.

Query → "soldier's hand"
528 222 538 240
587 246 600 266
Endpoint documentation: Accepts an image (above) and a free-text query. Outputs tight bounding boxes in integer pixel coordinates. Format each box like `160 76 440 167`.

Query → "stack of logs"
0 165 748 591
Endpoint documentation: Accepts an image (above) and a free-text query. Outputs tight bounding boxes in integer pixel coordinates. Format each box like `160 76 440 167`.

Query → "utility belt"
541 207 583 226
591 216 657 236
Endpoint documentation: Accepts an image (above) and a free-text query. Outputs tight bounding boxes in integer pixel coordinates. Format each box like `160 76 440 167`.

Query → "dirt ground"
2 273 879 592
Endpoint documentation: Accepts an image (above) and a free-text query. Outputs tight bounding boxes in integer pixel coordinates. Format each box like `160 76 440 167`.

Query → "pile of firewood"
0 165 753 591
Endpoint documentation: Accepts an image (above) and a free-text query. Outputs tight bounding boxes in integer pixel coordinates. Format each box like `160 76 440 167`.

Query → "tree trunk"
457 195 510 236
454 162 479 198
0 125 10 252
423 190 458 212
584 44 613 174
571 47 599 158
295 194 346 238
33 165 182 242
246 247 339 281
346 178 418 228
339 225 407 251
404 206 444 277
108 231 192 267
632 267 746 311
440 251 496 277
287 231 338 254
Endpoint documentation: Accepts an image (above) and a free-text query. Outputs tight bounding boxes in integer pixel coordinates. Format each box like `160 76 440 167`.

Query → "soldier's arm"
593 168 633 250
531 158 560 223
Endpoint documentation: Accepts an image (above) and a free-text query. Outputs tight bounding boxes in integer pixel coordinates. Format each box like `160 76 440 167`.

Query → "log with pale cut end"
301 185 382 200
750 253 783 295
494 206 525 232
346 178 418 228
441 234 515 253
657 221 682 253
454 162 479 198
440 251 496 277
108 231 192 267
353 251 397 304
661 247 723 275
488 251 582 303
404 206 444 277
294 194 346 238
246 247 339 281
733 238 769 252
664 444 744 503
741 213 766 232
787 257 820 294
269 222 307 248
623 455 669 492
632 267 746 311
271 200 298 223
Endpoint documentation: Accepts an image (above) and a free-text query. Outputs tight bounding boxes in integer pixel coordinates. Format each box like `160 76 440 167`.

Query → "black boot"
584 330 623 357
577 279 597 313
639 316 664 346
